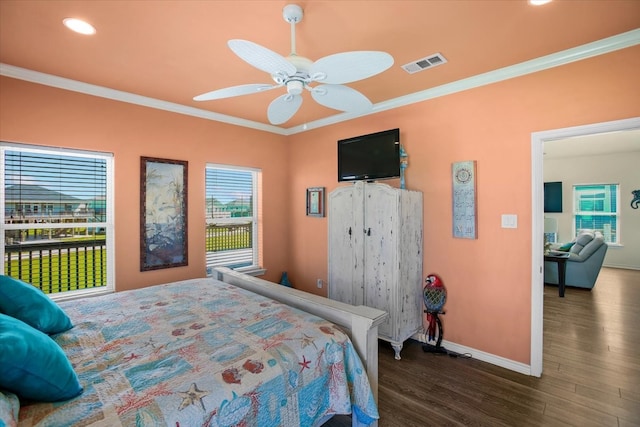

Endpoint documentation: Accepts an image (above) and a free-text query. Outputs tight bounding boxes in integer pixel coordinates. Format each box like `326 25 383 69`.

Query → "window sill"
49 287 114 302
235 266 266 277
207 266 266 277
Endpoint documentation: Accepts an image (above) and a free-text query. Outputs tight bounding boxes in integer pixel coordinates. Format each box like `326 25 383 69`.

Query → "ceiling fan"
193 4 394 125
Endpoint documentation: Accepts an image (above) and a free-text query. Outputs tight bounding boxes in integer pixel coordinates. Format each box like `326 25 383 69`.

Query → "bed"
1 268 387 427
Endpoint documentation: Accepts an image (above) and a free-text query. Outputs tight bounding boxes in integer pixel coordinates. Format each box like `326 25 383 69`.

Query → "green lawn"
5 247 107 294
205 227 251 251
7 229 250 294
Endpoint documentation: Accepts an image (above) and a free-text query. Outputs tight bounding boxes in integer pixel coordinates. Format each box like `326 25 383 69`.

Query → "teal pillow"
0 275 72 334
558 242 574 252
0 314 83 402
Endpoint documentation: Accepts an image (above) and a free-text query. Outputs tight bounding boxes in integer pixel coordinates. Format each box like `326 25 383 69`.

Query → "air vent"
401 53 447 74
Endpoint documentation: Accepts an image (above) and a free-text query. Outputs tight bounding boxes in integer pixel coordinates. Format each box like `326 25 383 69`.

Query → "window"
205 164 261 273
573 184 619 244
1 142 114 299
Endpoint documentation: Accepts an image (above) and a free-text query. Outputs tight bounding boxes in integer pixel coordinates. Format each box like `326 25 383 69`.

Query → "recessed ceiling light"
63 18 96 35
529 0 552 5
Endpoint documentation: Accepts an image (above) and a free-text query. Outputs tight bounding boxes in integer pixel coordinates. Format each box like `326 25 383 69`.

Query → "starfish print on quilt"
177 382 210 411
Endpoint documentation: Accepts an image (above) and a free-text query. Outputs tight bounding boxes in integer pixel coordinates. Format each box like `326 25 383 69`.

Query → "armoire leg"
391 342 403 360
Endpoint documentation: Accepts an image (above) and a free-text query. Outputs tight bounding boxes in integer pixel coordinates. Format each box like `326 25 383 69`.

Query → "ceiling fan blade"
267 94 303 125
310 51 394 85
228 39 297 77
311 84 372 112
194 83 279 101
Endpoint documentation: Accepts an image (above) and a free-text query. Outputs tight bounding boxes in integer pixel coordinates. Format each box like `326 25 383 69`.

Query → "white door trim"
530 116 640 377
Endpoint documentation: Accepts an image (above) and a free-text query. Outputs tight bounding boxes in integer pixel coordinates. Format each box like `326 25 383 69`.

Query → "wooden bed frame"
214 267 388 404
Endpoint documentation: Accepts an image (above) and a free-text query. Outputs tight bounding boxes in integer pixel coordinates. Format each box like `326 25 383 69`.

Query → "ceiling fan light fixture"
529 0 552 5
63 18 96 35
286 80 304 95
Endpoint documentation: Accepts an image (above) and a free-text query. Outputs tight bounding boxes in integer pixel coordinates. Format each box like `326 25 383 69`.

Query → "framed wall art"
140 157 188 271
452 160 477 239
306 187 325 217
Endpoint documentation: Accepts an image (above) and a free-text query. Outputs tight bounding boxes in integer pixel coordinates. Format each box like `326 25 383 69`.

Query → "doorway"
529 116 640 377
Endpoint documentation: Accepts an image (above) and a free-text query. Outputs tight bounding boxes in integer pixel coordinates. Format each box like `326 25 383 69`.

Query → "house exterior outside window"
573 183 619 244
205 164 262 275
1 142 115 299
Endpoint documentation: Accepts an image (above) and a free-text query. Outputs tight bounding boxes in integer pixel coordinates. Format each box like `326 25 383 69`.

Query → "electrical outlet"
316 279 323 289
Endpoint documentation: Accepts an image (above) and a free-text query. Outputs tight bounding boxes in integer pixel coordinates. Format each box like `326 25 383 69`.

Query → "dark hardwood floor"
328 267 640 426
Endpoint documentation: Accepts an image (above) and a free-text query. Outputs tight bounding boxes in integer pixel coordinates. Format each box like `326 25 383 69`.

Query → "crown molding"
2 29 638 136
285 28 640 135
0 64 288 136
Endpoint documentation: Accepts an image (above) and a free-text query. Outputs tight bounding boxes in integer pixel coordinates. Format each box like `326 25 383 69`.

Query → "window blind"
205 168 253 220
573 184 619 243
205 166 257 270
2 144 113 296
4 150 107 221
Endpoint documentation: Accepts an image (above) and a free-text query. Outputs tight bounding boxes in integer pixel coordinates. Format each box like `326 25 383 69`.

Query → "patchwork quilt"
17 278 378 426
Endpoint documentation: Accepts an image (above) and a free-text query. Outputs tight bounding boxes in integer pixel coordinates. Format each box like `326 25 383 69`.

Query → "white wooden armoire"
328 181 423 359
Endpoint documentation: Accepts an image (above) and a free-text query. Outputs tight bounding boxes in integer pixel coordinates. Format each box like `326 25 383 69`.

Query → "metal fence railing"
4 240 107 294
205 223 252 252
205 223 253 269
4 224 251 294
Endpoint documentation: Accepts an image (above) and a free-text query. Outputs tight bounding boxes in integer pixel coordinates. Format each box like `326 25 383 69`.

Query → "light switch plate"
502 214 518 228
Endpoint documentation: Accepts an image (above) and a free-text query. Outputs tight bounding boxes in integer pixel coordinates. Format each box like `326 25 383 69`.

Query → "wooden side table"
544 253 570 297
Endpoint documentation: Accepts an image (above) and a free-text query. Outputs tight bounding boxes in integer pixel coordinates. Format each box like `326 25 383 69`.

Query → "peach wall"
287 46 640 364
1 45 638 365
0 77 291 290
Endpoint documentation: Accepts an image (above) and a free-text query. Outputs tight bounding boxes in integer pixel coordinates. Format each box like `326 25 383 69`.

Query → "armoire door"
328 184 365 306
362 184 398 339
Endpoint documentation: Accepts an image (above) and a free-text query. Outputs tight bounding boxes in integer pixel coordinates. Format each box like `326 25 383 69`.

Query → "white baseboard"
412 333 531 376
603 264 640 271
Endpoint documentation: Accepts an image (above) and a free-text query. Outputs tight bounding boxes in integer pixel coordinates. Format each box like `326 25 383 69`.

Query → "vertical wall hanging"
140 157 188 271
452 160 477 239
306 187 325 217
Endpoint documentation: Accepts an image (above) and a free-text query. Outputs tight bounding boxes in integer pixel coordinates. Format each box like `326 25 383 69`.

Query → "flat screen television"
544 181 563 213
337 128 400 182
